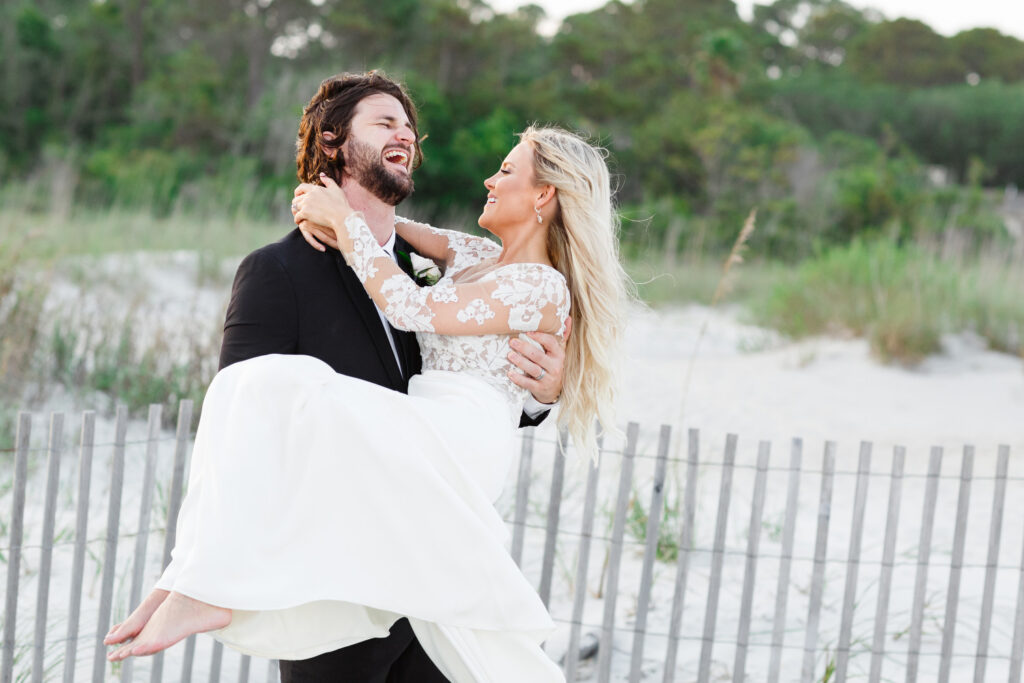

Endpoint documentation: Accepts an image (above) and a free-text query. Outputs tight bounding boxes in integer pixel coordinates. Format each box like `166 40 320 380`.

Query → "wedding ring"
535 368 546 380
291 202 298 211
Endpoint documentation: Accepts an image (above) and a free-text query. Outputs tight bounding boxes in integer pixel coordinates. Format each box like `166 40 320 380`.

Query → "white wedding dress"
155 214 570 682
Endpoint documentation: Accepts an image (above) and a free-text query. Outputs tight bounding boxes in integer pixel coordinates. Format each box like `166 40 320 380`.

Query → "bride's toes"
104 588 170 646
107 643 133 662
104 622 130 645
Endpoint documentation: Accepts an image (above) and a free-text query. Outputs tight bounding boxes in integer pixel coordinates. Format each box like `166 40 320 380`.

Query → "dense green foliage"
1 0 1020 259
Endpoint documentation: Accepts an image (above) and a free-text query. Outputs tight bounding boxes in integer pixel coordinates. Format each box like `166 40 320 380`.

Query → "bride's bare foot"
107 592 231 661
104 588 170 645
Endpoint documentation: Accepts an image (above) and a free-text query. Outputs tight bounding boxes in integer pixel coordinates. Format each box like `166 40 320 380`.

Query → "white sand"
617 304 1023 453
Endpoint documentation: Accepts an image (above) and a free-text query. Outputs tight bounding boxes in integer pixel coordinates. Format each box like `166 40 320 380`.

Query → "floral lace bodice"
337 213 571 412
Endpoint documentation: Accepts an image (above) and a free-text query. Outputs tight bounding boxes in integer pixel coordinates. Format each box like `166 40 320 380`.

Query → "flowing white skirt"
156 354 563 682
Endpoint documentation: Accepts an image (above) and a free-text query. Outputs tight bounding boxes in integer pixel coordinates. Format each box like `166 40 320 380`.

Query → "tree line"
2 0 1021 257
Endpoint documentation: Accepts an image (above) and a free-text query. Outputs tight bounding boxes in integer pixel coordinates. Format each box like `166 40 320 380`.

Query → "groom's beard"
343 137 414 206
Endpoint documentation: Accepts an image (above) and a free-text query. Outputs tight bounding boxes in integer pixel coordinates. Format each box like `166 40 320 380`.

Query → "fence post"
563 434 602 681
596 422 638 683
973 445 1009 683
152 399 193 683
697 433 739 682
662 428 700 683
801 441 836 683
906 446 943 682
510 428 535 567
732 441 770 682
539 428 569 608
1011 449 1024 683
122 405 163 683
629 425 672 681
209 641 224 683
869 446 905 683
835 441 872 680
92 405 128 683
938 446 974 683
180 637 196 683
767 437 802 683
2 413 32 683
31 413 64 683
64 411 96 683
237 655 250 683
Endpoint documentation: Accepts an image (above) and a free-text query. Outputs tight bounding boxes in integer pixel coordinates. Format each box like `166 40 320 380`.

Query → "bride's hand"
292 175 352 251
291 206 339 253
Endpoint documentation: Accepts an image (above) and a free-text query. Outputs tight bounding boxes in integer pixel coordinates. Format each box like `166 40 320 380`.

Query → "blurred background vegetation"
4 0 1024 252
1 0 1022 430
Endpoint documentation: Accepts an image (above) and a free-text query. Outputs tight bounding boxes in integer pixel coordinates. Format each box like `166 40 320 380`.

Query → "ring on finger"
535 368 546 380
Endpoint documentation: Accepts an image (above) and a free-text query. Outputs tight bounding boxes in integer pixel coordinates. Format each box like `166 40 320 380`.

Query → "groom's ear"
321 131 340 160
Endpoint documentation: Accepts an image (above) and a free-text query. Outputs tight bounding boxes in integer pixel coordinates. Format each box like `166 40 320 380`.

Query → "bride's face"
478 142 541 234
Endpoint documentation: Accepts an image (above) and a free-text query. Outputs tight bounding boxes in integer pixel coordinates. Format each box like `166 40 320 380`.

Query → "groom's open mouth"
382 147 410 173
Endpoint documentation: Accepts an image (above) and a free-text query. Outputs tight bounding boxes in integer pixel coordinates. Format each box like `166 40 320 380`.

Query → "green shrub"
749 239 1024 363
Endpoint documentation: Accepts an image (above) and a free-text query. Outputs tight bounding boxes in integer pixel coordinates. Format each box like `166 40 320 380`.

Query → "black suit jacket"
219 228 420 389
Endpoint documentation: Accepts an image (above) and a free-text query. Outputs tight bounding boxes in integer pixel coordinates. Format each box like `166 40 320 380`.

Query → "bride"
104 126 630 681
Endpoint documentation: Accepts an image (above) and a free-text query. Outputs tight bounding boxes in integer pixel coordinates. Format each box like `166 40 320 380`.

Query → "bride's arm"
393 217 501 267
294 179 569 337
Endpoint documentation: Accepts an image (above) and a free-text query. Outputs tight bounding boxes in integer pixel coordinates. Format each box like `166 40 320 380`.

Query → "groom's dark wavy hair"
296 71 423 186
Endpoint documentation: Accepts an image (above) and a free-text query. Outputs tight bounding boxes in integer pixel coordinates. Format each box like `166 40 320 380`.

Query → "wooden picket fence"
1 401 1022 682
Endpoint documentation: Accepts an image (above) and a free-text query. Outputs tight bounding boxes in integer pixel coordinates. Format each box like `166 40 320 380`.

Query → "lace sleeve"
394 216 502 273
342 213 570 336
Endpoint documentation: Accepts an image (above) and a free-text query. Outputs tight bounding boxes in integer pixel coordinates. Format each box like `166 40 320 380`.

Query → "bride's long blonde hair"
520 125 632 460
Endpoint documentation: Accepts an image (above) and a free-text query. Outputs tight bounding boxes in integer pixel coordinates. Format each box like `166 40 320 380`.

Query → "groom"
218 71 565 682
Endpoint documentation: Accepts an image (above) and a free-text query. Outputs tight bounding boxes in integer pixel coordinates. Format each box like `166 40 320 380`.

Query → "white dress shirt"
375 229 404 376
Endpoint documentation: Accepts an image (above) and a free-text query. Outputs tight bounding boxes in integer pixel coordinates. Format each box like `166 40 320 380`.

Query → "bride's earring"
534 206 543 224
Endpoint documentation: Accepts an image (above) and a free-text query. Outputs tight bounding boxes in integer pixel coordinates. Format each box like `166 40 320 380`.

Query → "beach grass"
745 239 1024 363
2 206 288 264
2 204 1022 434
626 256 782 309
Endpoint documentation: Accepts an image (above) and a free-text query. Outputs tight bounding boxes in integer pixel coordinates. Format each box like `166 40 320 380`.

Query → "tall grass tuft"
671 209 758 445
1 197 254 426
749 239 1024 363
0 235 50 448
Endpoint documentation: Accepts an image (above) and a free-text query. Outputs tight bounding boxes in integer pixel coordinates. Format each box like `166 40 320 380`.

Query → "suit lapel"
393 234 417 279
332 253 405 389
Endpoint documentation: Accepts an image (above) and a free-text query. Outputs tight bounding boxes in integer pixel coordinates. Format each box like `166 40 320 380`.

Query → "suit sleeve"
219 249 299 370
519 407 550 429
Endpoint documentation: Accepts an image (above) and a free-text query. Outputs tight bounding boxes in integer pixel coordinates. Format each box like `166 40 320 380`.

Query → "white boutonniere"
398 250 443 286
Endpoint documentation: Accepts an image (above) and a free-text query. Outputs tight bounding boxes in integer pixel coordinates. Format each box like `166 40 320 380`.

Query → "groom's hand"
507 318 571 405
